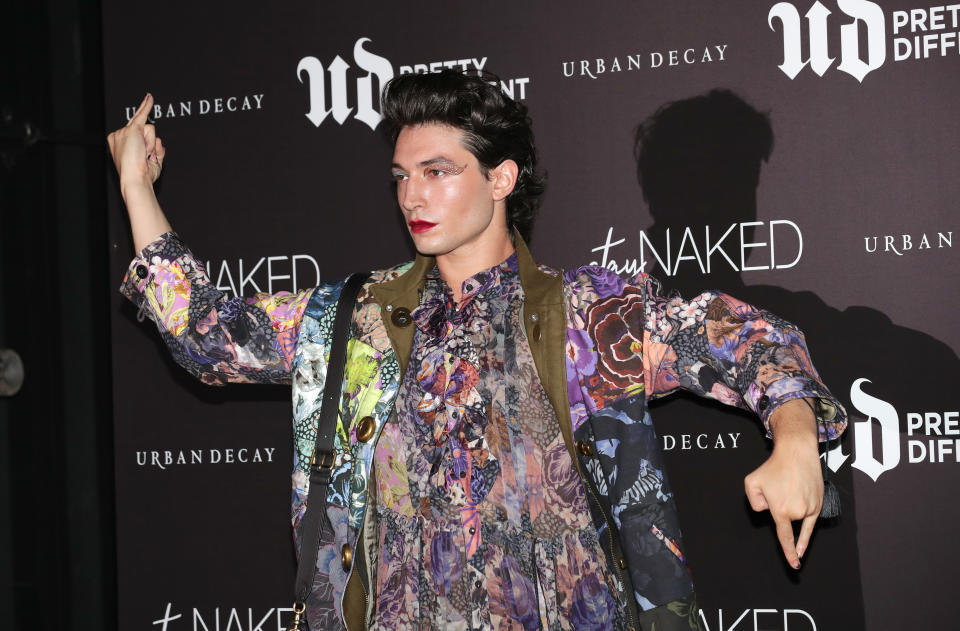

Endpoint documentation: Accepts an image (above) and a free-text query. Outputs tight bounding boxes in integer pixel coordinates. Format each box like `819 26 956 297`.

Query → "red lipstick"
408 220 437 234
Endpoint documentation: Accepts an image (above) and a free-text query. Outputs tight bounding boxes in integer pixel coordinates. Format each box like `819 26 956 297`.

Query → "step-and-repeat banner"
104 1 959 629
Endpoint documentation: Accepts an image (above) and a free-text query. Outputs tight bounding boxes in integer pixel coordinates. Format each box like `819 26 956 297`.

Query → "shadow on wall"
635 89 959 628
635 87 959 444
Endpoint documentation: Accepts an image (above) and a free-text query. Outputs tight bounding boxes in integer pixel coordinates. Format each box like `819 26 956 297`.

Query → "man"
109 70 845 631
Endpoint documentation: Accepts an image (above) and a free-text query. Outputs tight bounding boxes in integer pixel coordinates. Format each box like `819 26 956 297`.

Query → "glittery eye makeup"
423 159 466 177
391 158 466 183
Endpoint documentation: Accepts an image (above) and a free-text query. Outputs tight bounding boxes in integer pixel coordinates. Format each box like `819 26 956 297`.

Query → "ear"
489 159 519 202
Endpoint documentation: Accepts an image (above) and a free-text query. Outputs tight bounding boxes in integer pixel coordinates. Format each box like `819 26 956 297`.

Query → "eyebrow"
391 157 461 170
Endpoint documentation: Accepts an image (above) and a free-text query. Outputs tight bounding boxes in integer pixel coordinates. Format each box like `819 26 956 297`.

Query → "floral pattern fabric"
562 269 843 439
120 232 848 631
370 256 627 630
561 268 845 611
120 232 311 385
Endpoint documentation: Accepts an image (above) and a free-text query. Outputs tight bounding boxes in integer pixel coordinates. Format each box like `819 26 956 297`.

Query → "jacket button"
531 323 541 342
135 264 148 279
575 440 593 456
356 416 376 443
618 557 627 570
341 543 352 572
391 307 412 327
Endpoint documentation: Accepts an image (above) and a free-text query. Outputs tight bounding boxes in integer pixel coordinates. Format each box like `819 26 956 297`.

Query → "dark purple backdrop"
104 2 959 628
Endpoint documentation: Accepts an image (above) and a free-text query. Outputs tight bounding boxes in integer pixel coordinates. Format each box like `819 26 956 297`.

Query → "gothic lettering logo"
297 37 394 130
769 1 960 81
298 39 532 131
769 0 886 81
825 378 959 481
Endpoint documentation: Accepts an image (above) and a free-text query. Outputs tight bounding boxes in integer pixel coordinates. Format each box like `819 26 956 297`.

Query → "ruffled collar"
413 253 520 344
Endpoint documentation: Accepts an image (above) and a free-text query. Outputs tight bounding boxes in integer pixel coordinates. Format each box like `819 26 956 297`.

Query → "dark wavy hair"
381 70 545 242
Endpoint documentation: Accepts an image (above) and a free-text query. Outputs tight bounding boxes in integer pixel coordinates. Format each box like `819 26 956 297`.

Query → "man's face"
391 123 507 257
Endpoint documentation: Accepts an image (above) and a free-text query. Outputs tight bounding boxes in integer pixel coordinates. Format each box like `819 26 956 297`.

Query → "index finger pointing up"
128 93 154 128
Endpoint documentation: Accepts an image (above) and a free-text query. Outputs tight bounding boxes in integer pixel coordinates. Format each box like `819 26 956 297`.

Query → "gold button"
575 440 593 456
618 557 627 570
391 307 412 327
531 323 541 342
356 416 376 443
341 543 352 572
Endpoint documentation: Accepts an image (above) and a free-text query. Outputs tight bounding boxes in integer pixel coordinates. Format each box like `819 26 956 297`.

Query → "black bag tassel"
803 398 841 518
820 466 841 518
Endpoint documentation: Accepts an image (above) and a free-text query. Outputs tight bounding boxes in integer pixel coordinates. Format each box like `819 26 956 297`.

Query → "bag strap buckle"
309 449 335 472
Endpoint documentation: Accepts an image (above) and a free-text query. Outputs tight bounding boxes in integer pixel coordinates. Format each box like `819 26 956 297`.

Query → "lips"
408 220 437 234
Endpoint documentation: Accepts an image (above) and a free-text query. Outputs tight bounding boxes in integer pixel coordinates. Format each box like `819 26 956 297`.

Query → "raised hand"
107 93 166 191
107 93 172 251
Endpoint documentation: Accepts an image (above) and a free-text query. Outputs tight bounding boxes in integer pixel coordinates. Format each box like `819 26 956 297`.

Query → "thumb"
744 474 769 512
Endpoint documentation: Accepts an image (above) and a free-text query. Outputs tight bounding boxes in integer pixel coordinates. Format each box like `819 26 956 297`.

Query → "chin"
412 243 452 257
410 233 453 257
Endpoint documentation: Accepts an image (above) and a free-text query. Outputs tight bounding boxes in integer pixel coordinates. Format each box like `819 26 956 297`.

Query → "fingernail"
797 543 806 558
792 559 801 570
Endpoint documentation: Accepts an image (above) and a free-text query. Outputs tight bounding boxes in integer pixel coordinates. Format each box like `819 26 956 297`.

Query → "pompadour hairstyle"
381 70 545 242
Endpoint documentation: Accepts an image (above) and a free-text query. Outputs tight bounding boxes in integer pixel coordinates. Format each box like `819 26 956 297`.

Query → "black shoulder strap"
290 271 371 629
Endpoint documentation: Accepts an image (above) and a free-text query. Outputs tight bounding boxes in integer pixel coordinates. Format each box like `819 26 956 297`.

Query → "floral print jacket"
121 232 846 631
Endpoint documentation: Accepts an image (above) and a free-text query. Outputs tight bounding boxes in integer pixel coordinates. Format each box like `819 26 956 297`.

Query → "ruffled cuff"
751 377 848 441
118 231 204 338
118 231 191 300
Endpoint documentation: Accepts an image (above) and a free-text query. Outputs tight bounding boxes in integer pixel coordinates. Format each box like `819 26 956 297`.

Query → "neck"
436 227 515 304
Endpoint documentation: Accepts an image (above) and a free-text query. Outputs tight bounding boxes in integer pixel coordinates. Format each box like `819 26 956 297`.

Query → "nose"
399 176 424 213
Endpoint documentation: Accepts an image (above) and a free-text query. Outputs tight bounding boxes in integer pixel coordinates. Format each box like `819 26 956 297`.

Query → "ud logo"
825 378 900 481
297 37 394 130
768 0 886 82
